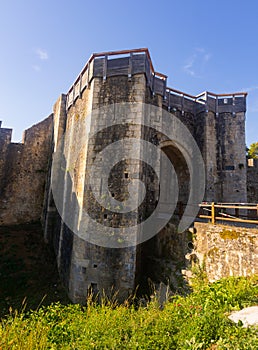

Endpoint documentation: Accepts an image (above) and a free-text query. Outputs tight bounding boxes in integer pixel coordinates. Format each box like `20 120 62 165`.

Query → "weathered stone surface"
229 306 258 327
193 222 258 281
247 158 258 203
0 117 53 225
0 126 12 202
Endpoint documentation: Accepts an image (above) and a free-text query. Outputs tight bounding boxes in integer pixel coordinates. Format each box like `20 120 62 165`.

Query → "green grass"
0 276 258 349
0 223 257 348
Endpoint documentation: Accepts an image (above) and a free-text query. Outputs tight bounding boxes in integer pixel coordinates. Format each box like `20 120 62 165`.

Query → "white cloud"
196 48 205 53
242 86 258 93
32 65 41 72
36 48 49 60
183 58 196 76
183 48 211 77
204 53 212 62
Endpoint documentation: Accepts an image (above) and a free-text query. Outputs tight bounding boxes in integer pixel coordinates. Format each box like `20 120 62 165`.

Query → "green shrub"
0 276 258 349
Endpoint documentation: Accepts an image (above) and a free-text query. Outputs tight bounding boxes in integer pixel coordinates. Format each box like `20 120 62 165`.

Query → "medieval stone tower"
0 49 249 302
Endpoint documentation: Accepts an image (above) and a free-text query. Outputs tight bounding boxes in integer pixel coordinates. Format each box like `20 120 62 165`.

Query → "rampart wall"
247 158 258 202
0 117 53 225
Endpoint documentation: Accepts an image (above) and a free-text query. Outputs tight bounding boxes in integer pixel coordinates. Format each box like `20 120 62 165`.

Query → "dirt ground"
0 221 70 317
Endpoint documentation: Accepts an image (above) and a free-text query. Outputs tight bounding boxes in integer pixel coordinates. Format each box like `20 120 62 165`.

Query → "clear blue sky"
1 0 257 145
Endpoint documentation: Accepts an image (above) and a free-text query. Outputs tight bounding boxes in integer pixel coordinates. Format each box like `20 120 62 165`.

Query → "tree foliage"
247 142 258 159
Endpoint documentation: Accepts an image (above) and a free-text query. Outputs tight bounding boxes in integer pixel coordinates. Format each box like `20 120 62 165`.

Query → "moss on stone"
219 229 241 240
207 246 219 257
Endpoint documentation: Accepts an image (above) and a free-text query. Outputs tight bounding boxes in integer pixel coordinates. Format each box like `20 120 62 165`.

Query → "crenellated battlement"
0 122 12 143
248 158 258 168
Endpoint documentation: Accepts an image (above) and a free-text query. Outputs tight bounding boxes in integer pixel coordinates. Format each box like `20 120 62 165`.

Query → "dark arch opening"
136 143 191 297
160 144 190 218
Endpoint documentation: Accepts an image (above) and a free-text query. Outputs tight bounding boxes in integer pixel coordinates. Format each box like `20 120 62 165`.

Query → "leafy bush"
0 276 258 349
248 142 258 159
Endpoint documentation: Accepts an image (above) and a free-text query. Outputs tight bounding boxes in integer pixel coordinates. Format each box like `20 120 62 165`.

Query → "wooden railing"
66 48 248 111
196 91 248 99
166 89 248 104
67 48 166 94
66 48 169 109
199 202 258 225
166 87 200 102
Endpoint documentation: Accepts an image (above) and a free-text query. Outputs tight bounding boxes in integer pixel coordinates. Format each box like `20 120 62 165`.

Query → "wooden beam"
199 215 212 219
214 205 257 210
215 217 258 224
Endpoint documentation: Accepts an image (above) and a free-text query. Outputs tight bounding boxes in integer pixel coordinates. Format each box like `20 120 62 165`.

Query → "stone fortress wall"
247 158 258 202
0 49 257 302
0 117 53 225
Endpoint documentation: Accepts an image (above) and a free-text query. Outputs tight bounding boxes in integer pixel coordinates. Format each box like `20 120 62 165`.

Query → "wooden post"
181 93 184 115
72 85 75 104
211 202 215 225
152 73 156 95
215 96 218 116
257 204 258 218
168 90 171 111
103 55 107 81
79 74 82 98
128 52 133 79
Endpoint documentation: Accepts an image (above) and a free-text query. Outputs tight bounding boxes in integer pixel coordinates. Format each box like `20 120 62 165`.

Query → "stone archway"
136 141 191 295
159 141 190 220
